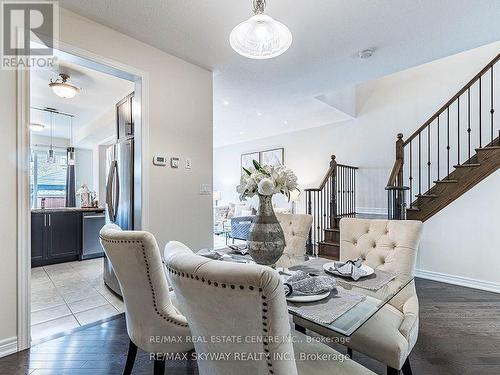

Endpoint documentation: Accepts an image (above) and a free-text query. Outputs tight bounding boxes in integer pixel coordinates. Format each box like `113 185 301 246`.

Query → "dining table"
215 249 415 338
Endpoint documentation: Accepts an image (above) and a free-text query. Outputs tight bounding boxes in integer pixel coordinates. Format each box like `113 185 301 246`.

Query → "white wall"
214 42 500 289
417 170 500 288
215 42 500 213
75 149 94 192
0 8 213 352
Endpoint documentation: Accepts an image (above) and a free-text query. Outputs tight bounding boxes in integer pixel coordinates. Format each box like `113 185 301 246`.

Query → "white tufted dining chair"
99 224 193 375
276 213 313 268
295 218 423 375
164 240 376 375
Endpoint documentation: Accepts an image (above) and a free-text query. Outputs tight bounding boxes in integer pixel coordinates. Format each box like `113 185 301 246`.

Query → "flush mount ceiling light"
49 73 81 99
230 0 292 60
30 123 45 132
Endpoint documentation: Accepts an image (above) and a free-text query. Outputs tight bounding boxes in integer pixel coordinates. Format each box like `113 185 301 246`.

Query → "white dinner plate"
322 262 374 278
286 290 331 303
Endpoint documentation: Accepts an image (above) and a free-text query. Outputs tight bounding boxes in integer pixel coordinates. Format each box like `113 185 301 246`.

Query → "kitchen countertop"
31 207 105 213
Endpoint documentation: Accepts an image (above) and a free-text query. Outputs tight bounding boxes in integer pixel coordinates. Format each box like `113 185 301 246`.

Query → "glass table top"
288 257 414 337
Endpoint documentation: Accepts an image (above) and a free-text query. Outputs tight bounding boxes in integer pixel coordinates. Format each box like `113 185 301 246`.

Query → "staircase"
387 53 500 221
304 156 358 259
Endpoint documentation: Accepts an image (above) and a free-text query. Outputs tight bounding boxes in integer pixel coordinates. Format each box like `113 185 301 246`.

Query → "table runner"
287 286 365 324
291 258 397 291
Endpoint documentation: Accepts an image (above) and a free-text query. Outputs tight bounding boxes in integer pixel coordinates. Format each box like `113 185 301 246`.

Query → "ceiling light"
239 131 245 135
283 120 288 125
30 123 45 132
49 73 80 99
358 49 374 59
223 100 229 106
257 111 262 117
230 0 292 60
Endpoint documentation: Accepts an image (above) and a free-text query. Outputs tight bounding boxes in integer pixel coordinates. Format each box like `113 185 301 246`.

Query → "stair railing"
387 52 500 219
305 155 358 255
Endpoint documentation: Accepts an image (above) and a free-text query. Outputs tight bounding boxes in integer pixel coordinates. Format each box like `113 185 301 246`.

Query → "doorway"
18 44 148 347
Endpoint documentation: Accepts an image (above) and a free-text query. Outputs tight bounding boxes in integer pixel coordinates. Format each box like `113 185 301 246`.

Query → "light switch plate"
170 157 180 168
185 158 192 169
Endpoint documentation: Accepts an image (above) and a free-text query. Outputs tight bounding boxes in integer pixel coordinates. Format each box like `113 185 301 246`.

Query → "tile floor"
31 258 124 342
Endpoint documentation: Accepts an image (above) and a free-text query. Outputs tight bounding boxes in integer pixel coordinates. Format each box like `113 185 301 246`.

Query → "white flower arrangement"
237 160 299 201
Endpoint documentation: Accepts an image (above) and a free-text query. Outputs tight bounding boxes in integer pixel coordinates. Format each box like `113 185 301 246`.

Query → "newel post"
330 155 337 228
396 133 404 186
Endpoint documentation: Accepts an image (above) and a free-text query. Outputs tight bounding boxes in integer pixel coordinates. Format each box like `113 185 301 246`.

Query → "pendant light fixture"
230 0 292 60
47 110 55 164
30 123 45 132
67 116 75 166
49 73 80 99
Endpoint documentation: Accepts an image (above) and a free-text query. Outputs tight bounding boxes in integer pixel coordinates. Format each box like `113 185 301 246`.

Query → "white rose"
258 178 275 196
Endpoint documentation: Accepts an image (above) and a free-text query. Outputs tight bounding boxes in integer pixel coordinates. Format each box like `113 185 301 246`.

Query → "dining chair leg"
123 339 137 375
347 348 353 358
154 358 165 375
402 358 413 375
294 323 306 334
387 366 400 375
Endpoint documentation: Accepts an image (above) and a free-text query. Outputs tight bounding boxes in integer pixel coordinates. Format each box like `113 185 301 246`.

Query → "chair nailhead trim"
164 263 274 374
99 236 188 328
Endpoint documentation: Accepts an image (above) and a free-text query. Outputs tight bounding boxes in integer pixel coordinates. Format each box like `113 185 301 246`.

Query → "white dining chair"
293 218 423 375
100 224 193 375
276 213 313 268
164 240 376 375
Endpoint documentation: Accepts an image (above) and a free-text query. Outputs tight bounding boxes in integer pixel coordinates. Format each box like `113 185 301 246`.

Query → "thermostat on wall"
153 155 167 166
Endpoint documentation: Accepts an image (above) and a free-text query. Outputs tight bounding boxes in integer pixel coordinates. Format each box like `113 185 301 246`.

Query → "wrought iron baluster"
409 141 413 207
467 87 471 162
437 115 440 181
447 106 450 176
457 96 460 165
418 132 421 196
479 76 482 148
491 66 495 143
427 124 431 191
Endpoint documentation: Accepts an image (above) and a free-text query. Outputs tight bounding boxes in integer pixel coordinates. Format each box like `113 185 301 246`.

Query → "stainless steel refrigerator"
103 137 134 296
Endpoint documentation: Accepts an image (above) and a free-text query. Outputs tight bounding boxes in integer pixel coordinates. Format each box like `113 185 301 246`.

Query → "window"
31 148 67 208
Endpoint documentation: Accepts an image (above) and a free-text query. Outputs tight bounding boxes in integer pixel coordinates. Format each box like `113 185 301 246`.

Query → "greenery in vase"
237 160 299 202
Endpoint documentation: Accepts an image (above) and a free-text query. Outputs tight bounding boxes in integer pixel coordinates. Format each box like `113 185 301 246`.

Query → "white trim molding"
0 337 18 358
416 269 500 294
356 207 387 216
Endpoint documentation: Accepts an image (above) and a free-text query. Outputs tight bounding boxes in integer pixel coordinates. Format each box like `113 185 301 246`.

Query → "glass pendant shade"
47 148 55 163
67 147 75 166
230 14 292 59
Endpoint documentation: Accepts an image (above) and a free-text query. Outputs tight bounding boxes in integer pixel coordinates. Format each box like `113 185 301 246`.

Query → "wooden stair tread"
318 241 339 246
324 228 340 232
434 179 458 184
476 146 500 151
453 163 481 168
406 207 420 211
416 194 439 198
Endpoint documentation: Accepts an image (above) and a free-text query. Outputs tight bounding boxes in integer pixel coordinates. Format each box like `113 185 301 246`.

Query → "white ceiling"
30 59 134 146
58 0 500 146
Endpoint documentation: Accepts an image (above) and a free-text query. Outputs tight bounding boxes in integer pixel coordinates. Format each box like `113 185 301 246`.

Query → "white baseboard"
416 269 500 294
356 207 387 216
0 337 17 358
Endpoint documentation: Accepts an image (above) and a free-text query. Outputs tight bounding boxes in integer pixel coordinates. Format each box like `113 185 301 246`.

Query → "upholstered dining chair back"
340 218 422 279
276 213 313 259
99 224 192 354
164 241 298 375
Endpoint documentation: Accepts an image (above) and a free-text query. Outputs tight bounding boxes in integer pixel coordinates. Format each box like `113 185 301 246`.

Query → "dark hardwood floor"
2 278 500 374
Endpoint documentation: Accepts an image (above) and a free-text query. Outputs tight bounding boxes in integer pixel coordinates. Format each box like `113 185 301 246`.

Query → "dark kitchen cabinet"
31 211 82 267
117 92 134 140
31 213 46 265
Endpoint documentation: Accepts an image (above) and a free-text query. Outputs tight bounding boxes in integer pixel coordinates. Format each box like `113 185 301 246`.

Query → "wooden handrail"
404 52 500 146
387 159 403 187
305 155 337 191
